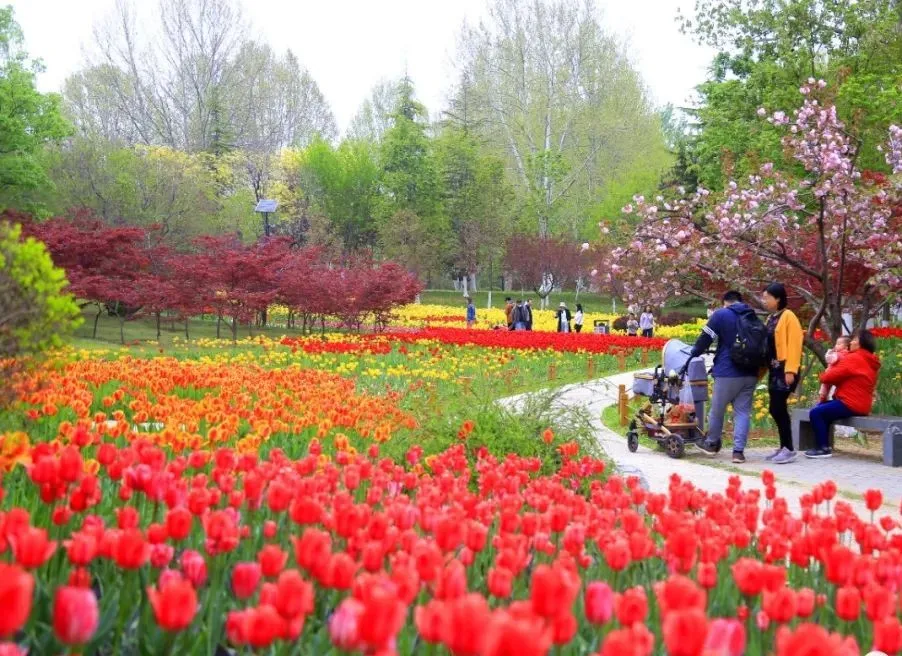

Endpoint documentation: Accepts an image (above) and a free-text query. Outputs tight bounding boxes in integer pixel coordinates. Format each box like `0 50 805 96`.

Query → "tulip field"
1 312 902 656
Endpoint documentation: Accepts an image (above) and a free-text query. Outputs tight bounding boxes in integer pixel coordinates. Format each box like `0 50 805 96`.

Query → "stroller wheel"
627 431 639 453
664 435 685 459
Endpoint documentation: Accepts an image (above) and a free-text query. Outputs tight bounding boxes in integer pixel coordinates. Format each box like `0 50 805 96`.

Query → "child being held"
626 313 639 337
819 336 851 403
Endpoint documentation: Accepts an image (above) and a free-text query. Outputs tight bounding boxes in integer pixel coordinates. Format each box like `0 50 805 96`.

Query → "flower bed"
351 327 668 354
1 434 901 655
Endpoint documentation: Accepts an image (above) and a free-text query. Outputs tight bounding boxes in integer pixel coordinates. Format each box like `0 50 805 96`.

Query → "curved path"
501 369 902 515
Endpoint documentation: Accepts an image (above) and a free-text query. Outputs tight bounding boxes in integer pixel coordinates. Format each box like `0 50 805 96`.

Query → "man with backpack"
681 290 767 463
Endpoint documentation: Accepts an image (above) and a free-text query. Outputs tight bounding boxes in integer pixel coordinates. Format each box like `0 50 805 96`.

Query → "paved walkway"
500 369 902 516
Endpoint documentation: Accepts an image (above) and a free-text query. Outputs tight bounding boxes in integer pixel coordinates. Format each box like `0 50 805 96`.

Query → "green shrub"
0 221 81 404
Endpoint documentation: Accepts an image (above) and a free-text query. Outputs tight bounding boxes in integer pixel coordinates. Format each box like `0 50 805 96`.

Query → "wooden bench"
791 408 902 467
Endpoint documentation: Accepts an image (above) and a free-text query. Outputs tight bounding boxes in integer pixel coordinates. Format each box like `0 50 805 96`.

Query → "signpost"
254 199 278 237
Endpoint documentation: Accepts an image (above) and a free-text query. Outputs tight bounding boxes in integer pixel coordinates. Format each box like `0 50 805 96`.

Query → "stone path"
501 369 902 516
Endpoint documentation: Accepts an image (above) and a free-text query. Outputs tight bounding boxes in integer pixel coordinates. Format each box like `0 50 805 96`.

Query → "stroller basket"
632 373 655 397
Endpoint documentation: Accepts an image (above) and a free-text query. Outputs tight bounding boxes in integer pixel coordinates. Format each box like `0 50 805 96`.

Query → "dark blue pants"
809 399 856 449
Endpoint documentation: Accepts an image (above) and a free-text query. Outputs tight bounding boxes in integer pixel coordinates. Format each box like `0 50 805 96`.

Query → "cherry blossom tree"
612 82 902 355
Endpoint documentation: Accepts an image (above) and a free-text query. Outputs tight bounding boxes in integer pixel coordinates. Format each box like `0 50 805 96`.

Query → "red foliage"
11 210 422 339
504 235 587 296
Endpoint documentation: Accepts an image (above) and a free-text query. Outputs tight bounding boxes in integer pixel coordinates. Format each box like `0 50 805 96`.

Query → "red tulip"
329 598 364 651
113 529 149 569
584 581 614 625
663 608 707 656
274 569 314 620
775 624 860 656
53 586 99 645
864 584 896 622
796 588 816 618
0 643 26 656
487 567 513 600
414 599 445 644
440 593 491 656
530 564 579 620
64 532 98 567
763 587 797 624
0 564 33 638
835 586 860 621
180 549 208 587
703 618 746 656
242 605 284 649
864 488 883 512
615 586 648 626
232 562 262 600
68 567 92 589
165 507 193 542
10 526 57 569
873 616 902 655
325 552 356 590
148 579 197 632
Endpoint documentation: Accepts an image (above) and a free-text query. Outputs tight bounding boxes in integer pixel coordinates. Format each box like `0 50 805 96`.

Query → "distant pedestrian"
762 282 804 465
556 302 572 333
640 306 655 338
626 313 639 337
513 300 527 330
524 299 534 331
466 297 476 328
504 297 514 330
574 304 584 333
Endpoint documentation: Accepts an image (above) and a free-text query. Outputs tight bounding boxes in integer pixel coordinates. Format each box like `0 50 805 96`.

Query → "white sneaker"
764 447 784 461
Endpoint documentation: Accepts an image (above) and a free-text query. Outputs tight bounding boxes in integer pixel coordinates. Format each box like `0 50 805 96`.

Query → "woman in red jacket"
805 330 882 459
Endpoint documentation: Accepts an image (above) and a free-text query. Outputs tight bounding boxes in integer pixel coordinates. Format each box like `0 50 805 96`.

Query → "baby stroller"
627 340 712 459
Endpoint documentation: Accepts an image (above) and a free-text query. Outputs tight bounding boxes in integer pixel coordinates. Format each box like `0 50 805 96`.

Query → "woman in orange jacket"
761 283 805 465
805 330 881 459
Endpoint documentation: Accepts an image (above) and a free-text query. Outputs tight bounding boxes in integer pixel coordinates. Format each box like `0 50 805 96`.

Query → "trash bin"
593 320 609 335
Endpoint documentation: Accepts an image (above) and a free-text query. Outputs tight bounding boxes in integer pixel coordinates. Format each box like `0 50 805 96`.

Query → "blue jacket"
466 305 476 321
688 303 758 378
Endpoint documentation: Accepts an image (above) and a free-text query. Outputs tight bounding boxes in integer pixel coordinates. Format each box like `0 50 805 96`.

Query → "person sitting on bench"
805 329 882 459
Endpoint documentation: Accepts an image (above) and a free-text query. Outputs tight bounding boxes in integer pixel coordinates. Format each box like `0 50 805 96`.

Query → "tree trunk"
93 306 103 339
119 315 125 344
217 314 222 339
469 273 477 293
231 316 238 342
462 276 468 297
156 313 162 341
185 319 190 341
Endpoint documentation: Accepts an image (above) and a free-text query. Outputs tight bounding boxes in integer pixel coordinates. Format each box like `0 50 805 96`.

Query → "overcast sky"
11 0 715 133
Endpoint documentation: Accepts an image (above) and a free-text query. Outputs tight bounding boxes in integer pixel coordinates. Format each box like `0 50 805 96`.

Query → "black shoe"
696 441 719 456
732 451 746 464
804 447 833 459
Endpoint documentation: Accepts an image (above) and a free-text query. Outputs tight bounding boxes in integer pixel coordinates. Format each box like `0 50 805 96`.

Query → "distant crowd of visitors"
465 297 658 337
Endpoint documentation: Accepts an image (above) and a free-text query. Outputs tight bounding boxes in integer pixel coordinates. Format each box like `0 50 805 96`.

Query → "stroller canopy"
662 339 707 382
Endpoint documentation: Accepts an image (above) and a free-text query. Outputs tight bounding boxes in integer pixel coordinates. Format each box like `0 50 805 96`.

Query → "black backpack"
729 306 768 370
